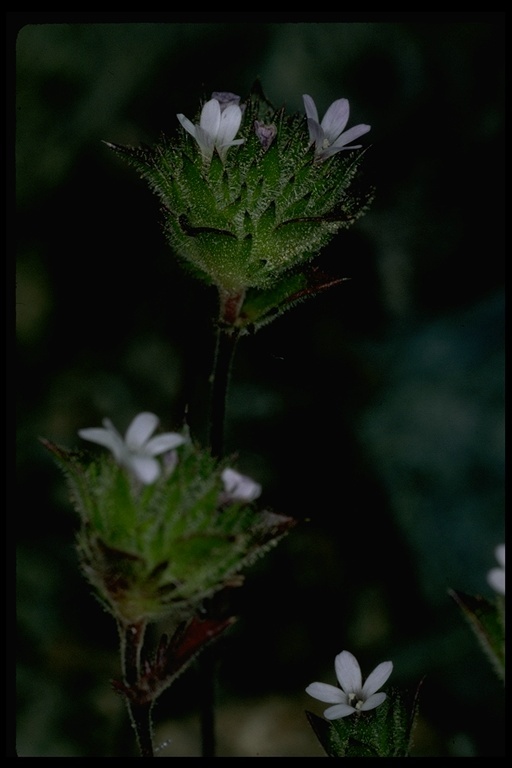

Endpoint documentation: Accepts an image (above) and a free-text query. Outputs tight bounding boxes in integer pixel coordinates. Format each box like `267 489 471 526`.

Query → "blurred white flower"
177 92 244 162
306 650 393 719
78 412 186 485
487 543 505 596
303 94 371 160
221 467 262 503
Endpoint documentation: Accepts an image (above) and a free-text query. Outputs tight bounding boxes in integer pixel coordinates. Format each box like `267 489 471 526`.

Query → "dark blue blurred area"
15 18 504 756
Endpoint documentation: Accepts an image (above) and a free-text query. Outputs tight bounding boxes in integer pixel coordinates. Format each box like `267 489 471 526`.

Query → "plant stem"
208 323 241 459
199 646 217 757
120 620 154 758
200 287 244 756
208 288 244 459
121 621 146 686
128 701 155 758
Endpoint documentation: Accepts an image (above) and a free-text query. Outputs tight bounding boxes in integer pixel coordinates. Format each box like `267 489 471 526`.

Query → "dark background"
14 15 505 757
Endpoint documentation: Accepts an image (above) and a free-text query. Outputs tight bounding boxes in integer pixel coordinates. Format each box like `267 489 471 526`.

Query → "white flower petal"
335 650 362 695
324 703 356 720
222 468 241 493
179 96 242 162
304 94 370 161
78 426 125 461
306 117 324 148
221 468 261 502
361 660 393 698
488 544 505 595
125 412 159 449
487 567 505 596
305 682 345 704
329 123 371 150
360 691 387 711
176 113 197 138
302 94 319 124
130 455 161 485
321 98 349 143
194 126 215 158
144 433 186 456
217 104 243 146
200 98 221 135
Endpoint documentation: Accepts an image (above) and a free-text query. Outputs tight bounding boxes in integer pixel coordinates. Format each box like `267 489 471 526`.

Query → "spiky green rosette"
106 86 373 329
43 437 294 626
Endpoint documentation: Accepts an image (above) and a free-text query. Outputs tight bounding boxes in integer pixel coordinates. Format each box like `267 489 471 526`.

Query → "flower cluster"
45 411 294 625
106 86 373 316
79 412 262 503
176 90 370 165
306 650 393 719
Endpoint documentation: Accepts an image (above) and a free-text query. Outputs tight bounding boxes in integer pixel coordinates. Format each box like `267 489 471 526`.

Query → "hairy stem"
120 621 154 758
128 701 155 758
121 621 146 686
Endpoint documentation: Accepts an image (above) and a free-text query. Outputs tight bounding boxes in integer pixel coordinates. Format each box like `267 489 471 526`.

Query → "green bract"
43 437 294 626
106 85 373 323
306 685 422 758
449 589 505 682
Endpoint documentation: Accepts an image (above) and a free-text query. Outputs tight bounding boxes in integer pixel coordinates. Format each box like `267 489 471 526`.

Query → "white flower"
487 543 505 596
78 412 186 485
221 467 262 503
306 650 393 719
303 94 371 161
177 92 244 162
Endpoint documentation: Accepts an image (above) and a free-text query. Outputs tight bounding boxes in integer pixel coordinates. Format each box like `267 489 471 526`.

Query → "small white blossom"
177 92 244 162
78 412 186 485
306 650 393 719
487 543 505 596
303 94 371 161
221 467 262 504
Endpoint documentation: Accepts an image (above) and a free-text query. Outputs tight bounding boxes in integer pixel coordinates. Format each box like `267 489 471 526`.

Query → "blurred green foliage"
15 17 504 756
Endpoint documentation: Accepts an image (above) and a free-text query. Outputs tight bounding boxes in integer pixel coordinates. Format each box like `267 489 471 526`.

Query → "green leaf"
238 269 349 332
449 589 505 681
